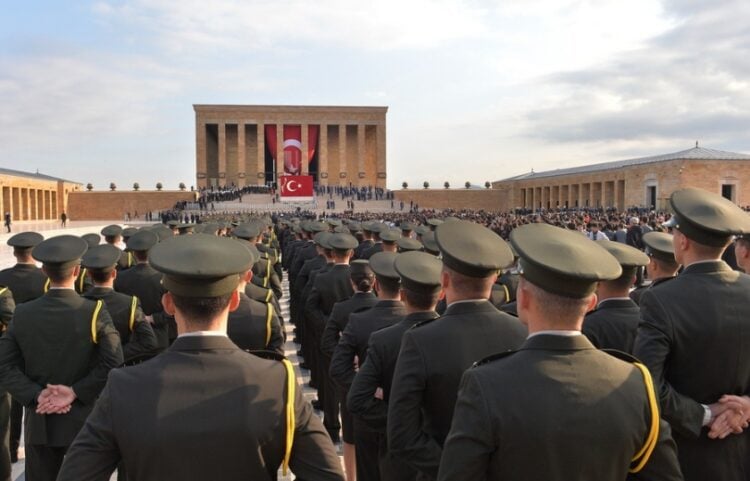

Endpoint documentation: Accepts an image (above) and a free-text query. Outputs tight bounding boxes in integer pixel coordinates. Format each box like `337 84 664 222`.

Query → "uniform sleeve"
123 301 158 362
56 377 121 481
267 309 284 356
270 271 283 300
0 289 15 328
387 331 443 478
289 371 346 481
347 340 388 430
437 370 494 481
72 307 124 405
633 290 704 438
0 321 43 406
629 418 684 481
304 286 327 336
320 304 343 358
329 321 358 388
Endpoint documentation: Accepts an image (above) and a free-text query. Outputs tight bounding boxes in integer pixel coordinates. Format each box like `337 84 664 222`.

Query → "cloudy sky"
1 0 748 189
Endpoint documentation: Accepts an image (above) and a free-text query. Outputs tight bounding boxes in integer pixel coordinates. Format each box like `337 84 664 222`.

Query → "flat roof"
0 166 80 184
497 146 750 182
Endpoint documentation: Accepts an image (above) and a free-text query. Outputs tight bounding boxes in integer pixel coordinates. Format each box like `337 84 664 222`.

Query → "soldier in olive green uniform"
388 220 527 480
634 188 750 481
438 223 683 481
348 251 443 481
0 235 123 481
56 234 344 481
0 232 47 464
582 241 649 353
101 225 133 271
81 244 158 363
630 232 679 305
0 287 15 481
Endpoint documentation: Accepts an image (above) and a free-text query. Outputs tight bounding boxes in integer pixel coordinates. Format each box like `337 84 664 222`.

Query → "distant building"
194 105 388 189
0 167 81 221
492 145 750 210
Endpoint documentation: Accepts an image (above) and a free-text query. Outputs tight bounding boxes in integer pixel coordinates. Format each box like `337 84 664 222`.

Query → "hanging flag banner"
279 175 314 201
265 125 320 175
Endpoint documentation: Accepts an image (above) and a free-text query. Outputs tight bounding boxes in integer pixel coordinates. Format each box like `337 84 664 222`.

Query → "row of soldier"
0 185 748 480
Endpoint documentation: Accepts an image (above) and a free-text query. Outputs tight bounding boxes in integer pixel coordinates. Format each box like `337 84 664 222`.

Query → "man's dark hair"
171 293 233 325
375 275 400 297
402 287 440 311
133 250 149 262
89 269 113 284
45 266 77 284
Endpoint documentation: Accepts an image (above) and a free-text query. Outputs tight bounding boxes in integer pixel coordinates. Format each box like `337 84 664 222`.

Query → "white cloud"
93 0 489 53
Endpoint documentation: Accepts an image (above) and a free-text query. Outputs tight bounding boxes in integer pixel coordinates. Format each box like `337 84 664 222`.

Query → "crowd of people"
0 187 748 481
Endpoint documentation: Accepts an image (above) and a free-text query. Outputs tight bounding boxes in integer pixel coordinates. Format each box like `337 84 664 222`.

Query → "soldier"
0 287 15 481
360 223 385 260
321 259 379 478
56 234 344 481
387 220 527 480
305 233 359 442
114 229 172 350
396 237 423 253
100 225 133 270
634 187 750 481
0 232 47 465
582 241 649 353
0 235 123 481
331 252 408 481
227 242 283 354
348 251 442 481
81 244 158 363
353 222 375 260
437 223 682 481
630 232 680 305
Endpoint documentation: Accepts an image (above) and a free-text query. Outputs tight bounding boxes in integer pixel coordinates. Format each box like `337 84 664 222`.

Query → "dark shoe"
308 380 317 389
300 362 309 370
10 451 17 463
328 431 341 443
297 349 304 356
293 337 301 344
312 399 322 410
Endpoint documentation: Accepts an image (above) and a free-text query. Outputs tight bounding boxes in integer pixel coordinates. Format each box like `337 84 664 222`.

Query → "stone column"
196 120 207 188
276 125 284 182
237 123 246 187
376 123 386 188
338 124 347 186
257 122 265 186
357 124 365 186
218 122 226 186
25 188 30 220
301 123 309 176
319 124 328 185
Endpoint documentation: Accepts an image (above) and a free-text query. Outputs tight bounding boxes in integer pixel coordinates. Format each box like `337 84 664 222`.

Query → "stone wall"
394 188 508 212
68 191 198 220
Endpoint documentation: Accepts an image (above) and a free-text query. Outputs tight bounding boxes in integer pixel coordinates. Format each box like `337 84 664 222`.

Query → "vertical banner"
265 125 320 176
279 175 314 201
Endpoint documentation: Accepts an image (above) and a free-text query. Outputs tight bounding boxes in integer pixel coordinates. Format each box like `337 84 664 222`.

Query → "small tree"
109 182 116 191
402 181 408 189
86 183 93 191
156 182 163 191
179 182 186 191
423 181 430 189
485 181 491 189
444 181 450 189
465 181 471 189
133 182 140 191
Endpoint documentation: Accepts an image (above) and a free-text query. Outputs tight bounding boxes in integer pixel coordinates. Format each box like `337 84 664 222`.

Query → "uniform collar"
682 260 731 275
170 334 237 352
521 333 594 351
596 297 637 309
403 310 439 323
444 299 496 316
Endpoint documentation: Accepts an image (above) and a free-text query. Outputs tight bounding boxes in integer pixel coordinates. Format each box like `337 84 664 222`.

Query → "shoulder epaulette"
472 349 517 368
245 349 287 362
411 317 438 329
601 348 641 364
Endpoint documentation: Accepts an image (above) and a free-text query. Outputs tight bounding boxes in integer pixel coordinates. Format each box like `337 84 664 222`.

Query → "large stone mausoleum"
194 105 388 189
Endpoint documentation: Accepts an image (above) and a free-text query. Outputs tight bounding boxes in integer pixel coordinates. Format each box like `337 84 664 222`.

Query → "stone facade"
492 147 750 211
194 105 388 189
67 191 197 221
394 188 507 211
0 169 81 222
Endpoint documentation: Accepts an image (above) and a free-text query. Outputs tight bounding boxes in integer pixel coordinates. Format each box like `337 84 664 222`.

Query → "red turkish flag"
279 175 314 200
